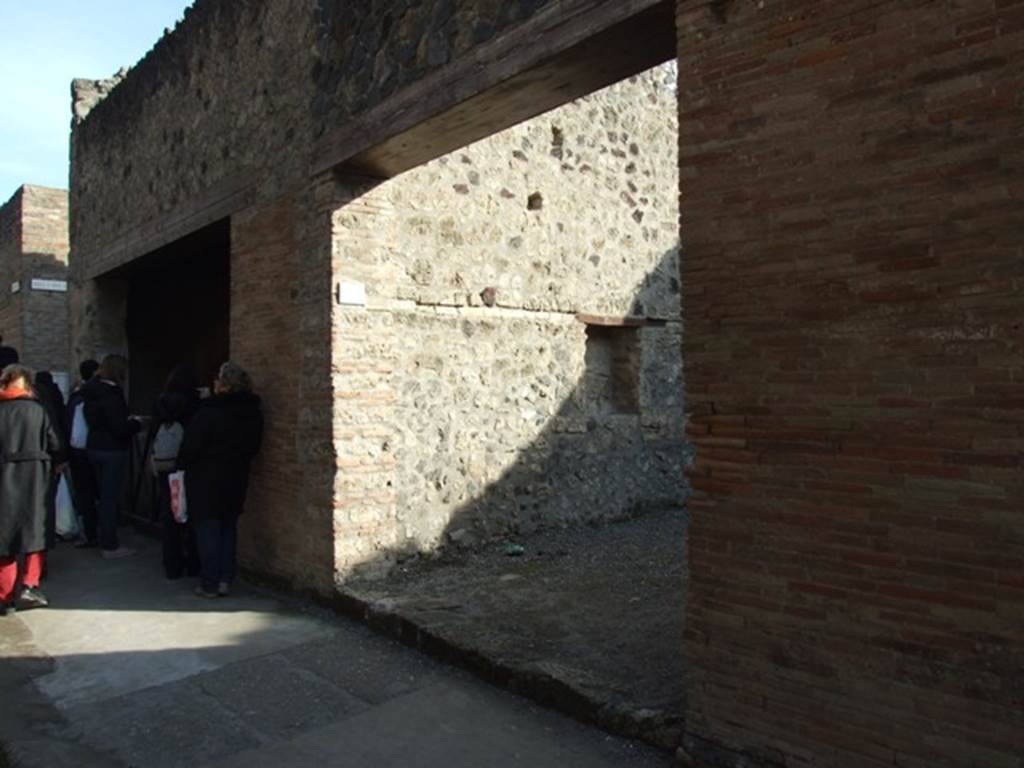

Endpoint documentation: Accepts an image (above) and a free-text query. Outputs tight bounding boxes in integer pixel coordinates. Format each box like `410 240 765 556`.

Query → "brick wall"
20 186 70 374
0 189 23 353
677 2 1023 766
230 192 335 593
0 186 69 375
327 176 402 579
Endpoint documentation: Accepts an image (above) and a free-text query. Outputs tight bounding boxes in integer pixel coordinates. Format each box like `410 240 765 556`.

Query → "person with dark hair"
0 365 63 615
67 359 100 547
34 371 69 550
0 335 19 368
82 354 142 559
150 364 201 579
178 362 263 597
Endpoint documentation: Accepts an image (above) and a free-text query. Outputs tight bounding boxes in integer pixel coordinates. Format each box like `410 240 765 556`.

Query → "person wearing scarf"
0 364 65 615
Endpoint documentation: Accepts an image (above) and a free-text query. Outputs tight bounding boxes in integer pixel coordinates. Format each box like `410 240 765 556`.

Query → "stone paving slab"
19 534 336 710
206 681 664 768
0 529 674 768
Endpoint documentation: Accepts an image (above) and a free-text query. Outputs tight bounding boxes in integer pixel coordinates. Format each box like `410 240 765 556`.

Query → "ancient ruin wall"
70 0 580 276
330 65 685 575
313 0 558 130
19 186 70 375
0 186 69 375
70 0 316 275
677 2 1024 766
0 189 24 353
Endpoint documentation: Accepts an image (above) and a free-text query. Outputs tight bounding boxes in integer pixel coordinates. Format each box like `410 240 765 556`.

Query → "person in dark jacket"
0 334 19 368
67 359 100 546
35 371 69 549
0 365 63 615
83 354 142 559
178 361 263 597
150 365 201 580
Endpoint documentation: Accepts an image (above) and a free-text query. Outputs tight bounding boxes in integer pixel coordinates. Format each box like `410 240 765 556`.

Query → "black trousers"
68 449 98 543
158 472 199 578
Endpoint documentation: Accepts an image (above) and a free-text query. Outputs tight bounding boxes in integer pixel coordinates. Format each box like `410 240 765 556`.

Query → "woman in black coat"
0 365 63 615
177 362 262 598
35 370 68 550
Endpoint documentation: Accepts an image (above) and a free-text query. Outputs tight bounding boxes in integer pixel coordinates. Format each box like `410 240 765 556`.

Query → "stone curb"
329 586 685 754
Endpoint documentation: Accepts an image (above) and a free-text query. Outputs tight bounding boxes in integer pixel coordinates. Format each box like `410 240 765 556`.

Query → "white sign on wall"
336 280 367 307
30 279 68 292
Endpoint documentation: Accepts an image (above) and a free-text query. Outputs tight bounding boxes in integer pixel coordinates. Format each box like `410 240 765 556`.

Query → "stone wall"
0 186 70 377
329 65 686 577
676 2 1024 766
313 0 557 128
70 0 315 274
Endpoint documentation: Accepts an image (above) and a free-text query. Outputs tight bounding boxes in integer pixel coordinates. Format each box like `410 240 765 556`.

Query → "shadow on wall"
347 245 690 580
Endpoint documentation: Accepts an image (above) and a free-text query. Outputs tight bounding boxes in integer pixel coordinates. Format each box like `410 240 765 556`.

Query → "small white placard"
31 279 68 292
336 280 366 307
10 281 20 294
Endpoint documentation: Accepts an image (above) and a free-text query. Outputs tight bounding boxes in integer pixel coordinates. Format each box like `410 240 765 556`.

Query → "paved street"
0 531 671 768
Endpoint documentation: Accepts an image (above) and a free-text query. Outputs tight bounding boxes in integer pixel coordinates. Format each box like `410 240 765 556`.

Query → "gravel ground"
346 507 689 749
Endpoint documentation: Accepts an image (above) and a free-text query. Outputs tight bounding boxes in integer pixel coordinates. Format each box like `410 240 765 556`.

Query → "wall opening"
584 324 642 416
100 219 230 522
109 219 231 414
334 59 686 747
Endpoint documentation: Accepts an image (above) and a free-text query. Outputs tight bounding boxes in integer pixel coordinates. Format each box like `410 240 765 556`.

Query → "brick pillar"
231 189 335 593
676 2 1023 766
325 174 401 582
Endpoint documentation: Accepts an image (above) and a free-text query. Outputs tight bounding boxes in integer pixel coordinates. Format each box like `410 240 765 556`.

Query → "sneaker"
17 586 49 610
102 547 136 560
217 582 230 597
194 586 219 599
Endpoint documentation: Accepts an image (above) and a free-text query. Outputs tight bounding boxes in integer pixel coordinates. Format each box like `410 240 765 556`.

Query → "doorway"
115 219 230 414
103 218 230 521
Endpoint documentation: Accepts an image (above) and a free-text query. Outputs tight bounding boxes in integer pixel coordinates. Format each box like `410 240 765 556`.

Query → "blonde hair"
0 364 34 390
217 361 252 393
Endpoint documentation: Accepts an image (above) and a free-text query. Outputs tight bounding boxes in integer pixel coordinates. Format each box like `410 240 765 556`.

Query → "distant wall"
0 186 69 376
0 188 23 352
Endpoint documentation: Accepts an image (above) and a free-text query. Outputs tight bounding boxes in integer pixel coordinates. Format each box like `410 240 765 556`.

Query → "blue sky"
0 1 193 201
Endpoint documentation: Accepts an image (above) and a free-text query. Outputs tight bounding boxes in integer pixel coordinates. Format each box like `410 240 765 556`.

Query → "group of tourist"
0 344 263 616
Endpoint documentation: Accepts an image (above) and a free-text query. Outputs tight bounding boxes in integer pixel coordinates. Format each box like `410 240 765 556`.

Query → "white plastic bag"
168 470 188 523
70 401 89 449
55 474 79 538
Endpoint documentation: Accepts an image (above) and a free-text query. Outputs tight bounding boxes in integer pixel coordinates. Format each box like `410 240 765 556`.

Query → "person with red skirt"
0 364 64 616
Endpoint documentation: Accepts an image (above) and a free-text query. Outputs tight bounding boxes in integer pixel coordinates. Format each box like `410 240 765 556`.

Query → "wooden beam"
576 314 669 327
79 172 256 280
313 0 676 179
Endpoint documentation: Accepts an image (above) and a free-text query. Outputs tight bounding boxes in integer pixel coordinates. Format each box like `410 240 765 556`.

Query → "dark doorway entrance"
104 219 230 522
112 219 231 414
